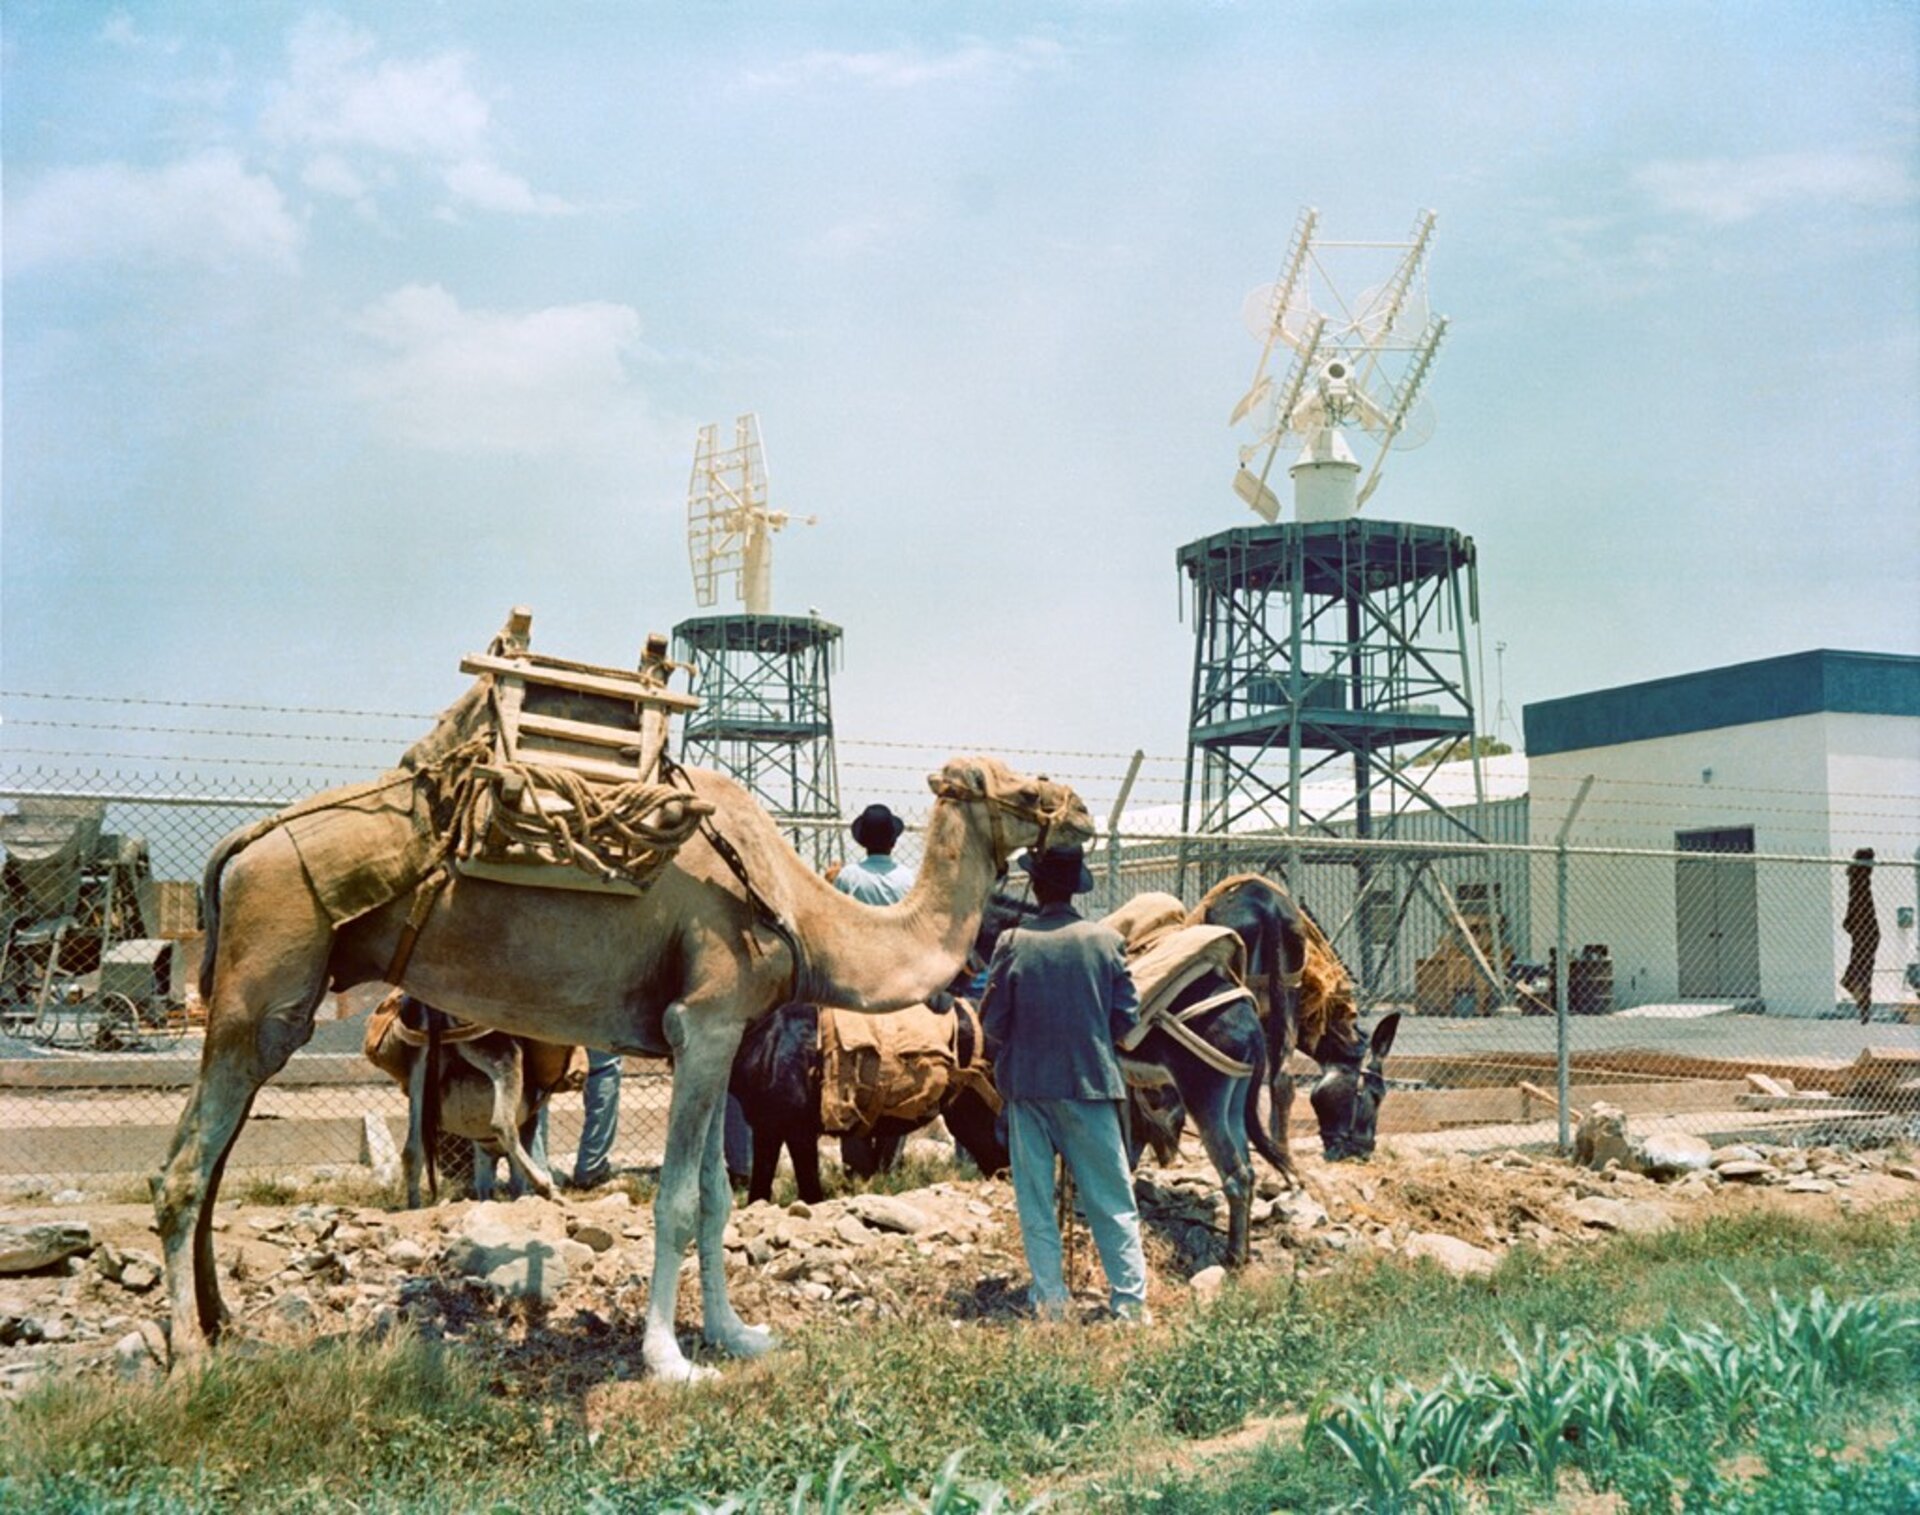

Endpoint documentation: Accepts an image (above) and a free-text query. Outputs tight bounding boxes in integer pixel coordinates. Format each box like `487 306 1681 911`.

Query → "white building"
1524 650 1920 1018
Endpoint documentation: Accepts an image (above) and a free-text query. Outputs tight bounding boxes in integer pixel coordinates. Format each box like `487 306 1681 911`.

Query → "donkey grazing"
1194 874 1400 1165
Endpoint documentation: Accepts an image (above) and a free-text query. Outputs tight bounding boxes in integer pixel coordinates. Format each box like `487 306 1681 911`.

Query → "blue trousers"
1006 1097 1147 1315
573 1049 623 1184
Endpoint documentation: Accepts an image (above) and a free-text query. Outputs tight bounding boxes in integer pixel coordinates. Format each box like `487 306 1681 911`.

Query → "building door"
1675 826 1760 998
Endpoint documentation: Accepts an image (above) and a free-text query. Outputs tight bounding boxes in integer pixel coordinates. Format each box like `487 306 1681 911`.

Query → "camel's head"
927 756 1094 866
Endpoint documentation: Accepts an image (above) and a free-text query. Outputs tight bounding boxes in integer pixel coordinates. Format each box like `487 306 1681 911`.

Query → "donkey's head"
1309 1012 1400 1162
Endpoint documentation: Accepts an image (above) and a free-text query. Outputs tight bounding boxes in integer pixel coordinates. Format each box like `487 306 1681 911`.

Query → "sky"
3 2 1916 821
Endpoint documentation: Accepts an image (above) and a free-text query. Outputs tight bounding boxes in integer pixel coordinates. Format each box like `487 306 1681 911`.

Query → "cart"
0 798 188 1050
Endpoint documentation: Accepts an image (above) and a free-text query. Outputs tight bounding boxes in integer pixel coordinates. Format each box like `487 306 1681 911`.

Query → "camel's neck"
794 801 998 1010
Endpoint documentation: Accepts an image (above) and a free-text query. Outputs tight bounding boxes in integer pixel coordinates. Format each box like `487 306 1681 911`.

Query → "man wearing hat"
980 844 1150 1324
835 802 918 906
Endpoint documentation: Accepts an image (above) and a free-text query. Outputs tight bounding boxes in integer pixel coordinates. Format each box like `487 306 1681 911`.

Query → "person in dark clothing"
980 844 1149 1324
1842 848 1879 1024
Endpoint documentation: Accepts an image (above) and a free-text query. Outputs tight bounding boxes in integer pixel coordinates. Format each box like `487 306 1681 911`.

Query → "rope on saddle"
447 755 711 890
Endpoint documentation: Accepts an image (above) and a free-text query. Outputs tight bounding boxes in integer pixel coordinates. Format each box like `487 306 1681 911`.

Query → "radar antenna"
686 413 817 614
1230 208 1448 523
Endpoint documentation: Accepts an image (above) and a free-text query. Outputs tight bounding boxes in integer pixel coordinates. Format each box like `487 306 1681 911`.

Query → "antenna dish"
1229 208 1448 523
686 413 817 615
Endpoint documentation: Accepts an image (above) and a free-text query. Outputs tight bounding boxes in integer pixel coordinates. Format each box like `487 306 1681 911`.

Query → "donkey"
363 991 578 1207
1194 873 1401 1167
729 1000 1007 1204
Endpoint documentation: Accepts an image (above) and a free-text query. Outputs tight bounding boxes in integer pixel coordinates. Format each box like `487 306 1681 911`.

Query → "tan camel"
154 681 1089 1383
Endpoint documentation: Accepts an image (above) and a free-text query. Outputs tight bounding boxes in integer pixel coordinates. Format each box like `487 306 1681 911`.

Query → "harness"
1123 983 1258 1078
928 777 1077 868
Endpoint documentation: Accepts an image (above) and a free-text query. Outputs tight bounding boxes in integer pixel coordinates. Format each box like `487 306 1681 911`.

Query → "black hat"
850 803 905 852
1019 844 1094 895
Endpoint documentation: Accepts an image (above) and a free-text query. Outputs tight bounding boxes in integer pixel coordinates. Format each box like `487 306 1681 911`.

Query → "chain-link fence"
4 755 1916 1192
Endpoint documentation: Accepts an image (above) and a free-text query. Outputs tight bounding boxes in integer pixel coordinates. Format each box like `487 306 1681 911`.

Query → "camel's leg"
465 1041 553 1200
698 1094 771 1358
154 867 331 1359
644 1002 758 1383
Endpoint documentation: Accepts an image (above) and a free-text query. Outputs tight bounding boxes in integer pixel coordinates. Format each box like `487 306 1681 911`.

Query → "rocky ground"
3 1126 1917 1404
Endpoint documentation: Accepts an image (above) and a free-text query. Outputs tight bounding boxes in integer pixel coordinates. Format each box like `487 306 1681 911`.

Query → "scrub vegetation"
2 1210 1914 1512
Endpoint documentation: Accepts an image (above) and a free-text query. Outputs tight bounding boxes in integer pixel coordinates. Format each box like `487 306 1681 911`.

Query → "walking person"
834 803 917 905
980 844 1150 1325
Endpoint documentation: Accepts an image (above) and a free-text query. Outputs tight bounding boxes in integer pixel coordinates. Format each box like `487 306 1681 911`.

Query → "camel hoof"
651 1354 720 1386
710 1321 777 1359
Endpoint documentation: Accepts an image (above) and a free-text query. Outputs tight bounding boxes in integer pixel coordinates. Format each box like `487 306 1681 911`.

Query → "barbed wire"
2 693 1915 806
1 690 434 722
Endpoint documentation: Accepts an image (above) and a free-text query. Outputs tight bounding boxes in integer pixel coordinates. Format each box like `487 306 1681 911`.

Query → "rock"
570 1224 617 1254
119 1258 162 1294
832 1215 875 1249
0 1222 93 1274
1785 1177 1835 1195
1714 1160 1774 1183
1711 1145 1767 1168
1638 1133 1713 1180
1189 1264 1228 1298
1885 1162 1920 1183
786 1201 813 1220
1568 1196 1672 1236
445 1229 593 1305
270 1291 316 1328
844 1195 932 1235
384 1238 429 1268
113 1330 159 1382
1404 1232 1500 1278
1574 1104 1635 1170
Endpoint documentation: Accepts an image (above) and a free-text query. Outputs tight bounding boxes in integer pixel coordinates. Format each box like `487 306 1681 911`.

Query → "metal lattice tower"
672 614 843 869
1177 518 1490 990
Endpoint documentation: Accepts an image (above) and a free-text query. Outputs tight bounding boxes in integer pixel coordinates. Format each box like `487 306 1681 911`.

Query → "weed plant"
2 1210 1913 1511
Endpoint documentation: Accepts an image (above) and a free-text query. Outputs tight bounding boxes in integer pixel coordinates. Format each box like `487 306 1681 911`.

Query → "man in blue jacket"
980 844 1150 1324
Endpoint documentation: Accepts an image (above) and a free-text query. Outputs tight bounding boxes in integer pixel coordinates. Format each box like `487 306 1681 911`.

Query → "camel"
153 675 1091 1383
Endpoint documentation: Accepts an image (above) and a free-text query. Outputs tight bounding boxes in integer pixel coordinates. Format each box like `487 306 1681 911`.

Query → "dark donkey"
729 999 1007 1205
1194 873 1400 1165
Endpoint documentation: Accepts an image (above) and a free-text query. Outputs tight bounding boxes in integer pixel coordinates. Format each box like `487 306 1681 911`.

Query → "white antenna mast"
1230 208 1448 523
686 413 816 614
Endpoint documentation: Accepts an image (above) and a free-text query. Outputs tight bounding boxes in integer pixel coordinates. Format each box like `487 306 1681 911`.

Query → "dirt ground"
3 1128 1917 1404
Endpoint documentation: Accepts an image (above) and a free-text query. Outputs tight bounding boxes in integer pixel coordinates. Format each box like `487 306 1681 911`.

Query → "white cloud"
441 158 572 216
6 151 300 273
744 36 1066 91
1635 151 1916 224
353 284 650 456
264 13 570 215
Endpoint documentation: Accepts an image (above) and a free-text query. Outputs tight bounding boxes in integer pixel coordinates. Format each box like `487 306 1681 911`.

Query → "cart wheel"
30 991 72 1048
93 991 147 1051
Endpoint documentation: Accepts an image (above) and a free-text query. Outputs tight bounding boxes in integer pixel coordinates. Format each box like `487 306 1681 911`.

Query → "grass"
1 1208 1914 1511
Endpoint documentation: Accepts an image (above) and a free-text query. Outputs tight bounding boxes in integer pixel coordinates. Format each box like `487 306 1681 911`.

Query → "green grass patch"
2 1207 1913 1511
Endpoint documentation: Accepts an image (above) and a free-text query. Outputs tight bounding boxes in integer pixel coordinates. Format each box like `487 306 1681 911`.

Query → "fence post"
1106 750 1144 912
1554 776 1596 1152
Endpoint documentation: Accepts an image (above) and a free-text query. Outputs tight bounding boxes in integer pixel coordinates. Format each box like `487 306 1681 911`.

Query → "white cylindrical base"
1291 457 1361 522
